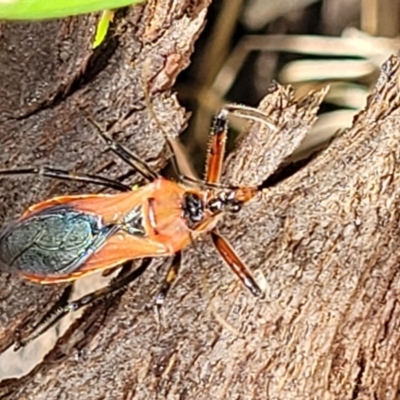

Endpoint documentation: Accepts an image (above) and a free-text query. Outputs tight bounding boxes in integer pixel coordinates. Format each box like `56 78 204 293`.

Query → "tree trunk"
1 1 400 399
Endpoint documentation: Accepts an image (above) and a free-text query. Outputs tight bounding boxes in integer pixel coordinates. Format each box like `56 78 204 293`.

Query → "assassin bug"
0 103 274 346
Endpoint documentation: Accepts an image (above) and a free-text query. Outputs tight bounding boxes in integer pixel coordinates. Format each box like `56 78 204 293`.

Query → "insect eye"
182 193 204 228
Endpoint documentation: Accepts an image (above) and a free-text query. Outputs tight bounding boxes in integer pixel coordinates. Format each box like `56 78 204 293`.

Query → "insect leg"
15 258 152 349
66 257 153 309
153 252 182 332
210 230 262 297
14 284 74 350
0 166 131 191
155 251 182 309
204 109 229 185
88 118 160 182
200 103 275 190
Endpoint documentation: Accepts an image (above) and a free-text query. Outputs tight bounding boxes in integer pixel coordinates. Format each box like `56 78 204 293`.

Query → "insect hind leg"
14 284 74 350
14 258 152 349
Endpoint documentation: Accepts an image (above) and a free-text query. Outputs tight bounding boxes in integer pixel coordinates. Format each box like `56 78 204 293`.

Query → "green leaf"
0 0 146 20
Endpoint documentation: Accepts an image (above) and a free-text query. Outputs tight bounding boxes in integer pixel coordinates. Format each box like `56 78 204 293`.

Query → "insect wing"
0 189 173 283
72 230 170 278
0 205 116 281
21 190 156 225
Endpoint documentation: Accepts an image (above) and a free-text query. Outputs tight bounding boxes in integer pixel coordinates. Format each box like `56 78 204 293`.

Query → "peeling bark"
1 1 400 400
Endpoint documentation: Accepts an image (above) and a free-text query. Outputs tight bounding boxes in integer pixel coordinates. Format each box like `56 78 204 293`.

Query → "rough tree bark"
1 1 400 399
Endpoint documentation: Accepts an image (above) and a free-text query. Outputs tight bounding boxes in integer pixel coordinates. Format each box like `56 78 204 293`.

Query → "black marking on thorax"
182 192 205 229
120 205 146 236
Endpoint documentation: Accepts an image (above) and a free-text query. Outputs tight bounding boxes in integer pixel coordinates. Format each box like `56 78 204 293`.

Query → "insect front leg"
210 230 262 297
204 105 276 186
204 109 229 185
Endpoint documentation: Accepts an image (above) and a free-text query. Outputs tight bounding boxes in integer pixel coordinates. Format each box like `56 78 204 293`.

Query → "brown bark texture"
1 1 400 400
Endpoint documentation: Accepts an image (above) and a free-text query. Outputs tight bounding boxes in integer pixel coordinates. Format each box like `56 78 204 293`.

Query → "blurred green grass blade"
92 9 114 48
0 0 146 20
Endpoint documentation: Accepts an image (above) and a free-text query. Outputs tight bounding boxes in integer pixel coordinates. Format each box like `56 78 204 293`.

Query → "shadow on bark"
1 1 400 399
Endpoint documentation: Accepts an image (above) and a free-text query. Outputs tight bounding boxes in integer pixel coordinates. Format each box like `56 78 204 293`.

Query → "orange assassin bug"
0 104 274 346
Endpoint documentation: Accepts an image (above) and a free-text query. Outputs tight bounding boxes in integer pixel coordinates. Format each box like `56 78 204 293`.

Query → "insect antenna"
223 103 276 132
